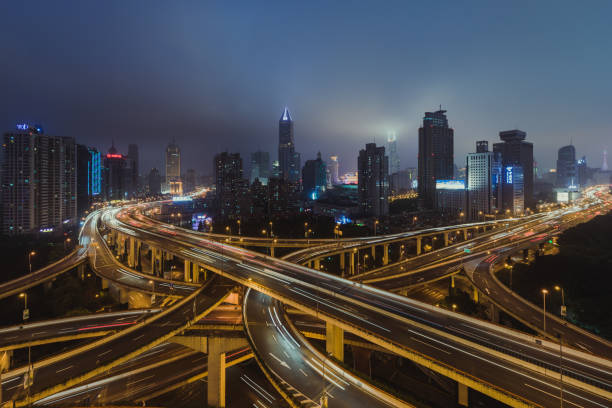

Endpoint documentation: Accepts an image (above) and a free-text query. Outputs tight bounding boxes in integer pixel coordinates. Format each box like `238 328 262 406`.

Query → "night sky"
1 1 611 176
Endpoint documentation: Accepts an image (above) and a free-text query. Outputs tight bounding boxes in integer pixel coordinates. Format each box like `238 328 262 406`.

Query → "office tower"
577 156 588 187
103 144 129 201
183 169 197 194
493 130 533 206
127 143 139 196
502 165 524 215
271 160 280 179
147 168 162 195
76 145 101 216
214 152 246 216
466 141 502 220
278 107 300 183
250 151 270 185
358 143 389 217
418 109 454 208
556 145 577 188
602 149 609 171
328 155 339 185
302 152 327 200
436 180 466 215
1 124 77 235
165 140 182 195
388 132 400 174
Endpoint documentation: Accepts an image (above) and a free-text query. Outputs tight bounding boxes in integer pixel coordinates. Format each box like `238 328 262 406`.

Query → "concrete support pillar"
101 278 109 290
451 275 455 289
382 244 389 266
0 350 12 373
270 246 275 258
314 259 320 270
444 232 449 247
490 303 500 323
350 252 355 275
371 245 376 259
463 228 468 241
416 237 422 255
473 287 479 303
208 337 227 407
77 263 86 280
127 237 136 268
149 248 155 274
457 382 468 407
339 253 345 271
325 322 344 362
135 240 142 269
184 259 192 282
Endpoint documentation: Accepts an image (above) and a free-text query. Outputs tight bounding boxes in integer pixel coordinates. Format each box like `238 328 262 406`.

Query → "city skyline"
1 2 611 174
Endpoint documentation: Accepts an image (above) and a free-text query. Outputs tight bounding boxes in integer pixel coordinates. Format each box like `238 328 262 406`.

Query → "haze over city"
1 1 611 173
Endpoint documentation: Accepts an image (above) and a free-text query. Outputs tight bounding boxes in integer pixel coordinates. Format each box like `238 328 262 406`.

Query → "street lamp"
225 226 230 235
555 285 566 318
19 292 28 320
261 229 267 237
28 251 36 274
413 216 418 226
374 219 379 235
149 280 156 304
541 289 549 331
269 221 273 238
452 304 457 312
304 222 308 238
237 219 241 236
64 238 71 252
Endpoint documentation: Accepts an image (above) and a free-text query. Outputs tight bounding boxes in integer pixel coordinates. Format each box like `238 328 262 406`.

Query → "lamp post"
555 285 566 319
237 219 241 236
269 221 273 238
542 289 549 332
64 238 71 252
225 225 230 235
304 222 308 238
374 219 379 236
28 251 36 274
413 216 417 226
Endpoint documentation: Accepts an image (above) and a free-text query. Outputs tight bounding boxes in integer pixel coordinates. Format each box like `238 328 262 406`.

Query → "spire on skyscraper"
280 107 292 122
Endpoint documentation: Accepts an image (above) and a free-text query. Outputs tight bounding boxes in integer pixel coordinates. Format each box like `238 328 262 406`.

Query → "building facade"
388 132 400 174
435 180 466 215
165 140 182 195
302 152 327 200
466 141 502 220
250 151 270 185
358 143 389 217
501 165 524 215
328 155 340 185
556 145 577 188
493 130 533 207
1 125 77 235
214 152 246 217
418 109 454 208
76 144 101 216
147 168 162 195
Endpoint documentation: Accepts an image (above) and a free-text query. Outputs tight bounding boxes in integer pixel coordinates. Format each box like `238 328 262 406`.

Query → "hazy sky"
1 1 611 175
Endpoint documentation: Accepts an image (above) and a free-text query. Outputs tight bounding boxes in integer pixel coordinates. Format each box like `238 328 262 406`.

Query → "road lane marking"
55 365 74 373
524 383 584 408
410 336 451 355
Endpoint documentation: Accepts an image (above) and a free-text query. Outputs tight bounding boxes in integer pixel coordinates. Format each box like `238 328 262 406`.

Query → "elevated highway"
105 204 612 407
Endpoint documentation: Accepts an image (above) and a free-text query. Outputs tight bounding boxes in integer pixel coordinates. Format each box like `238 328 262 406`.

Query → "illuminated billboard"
436 180 465 190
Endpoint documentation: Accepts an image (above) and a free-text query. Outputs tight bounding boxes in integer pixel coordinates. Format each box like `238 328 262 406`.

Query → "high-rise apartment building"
1 124 77 235
466 141 502 220
358 143 389 217
418 109 454 208
250 151 270 185
390 168 417 195
165 140 182 195
493 130 533 206
577 156 588 187
103 144 129 201
556 145 577 188
214 152 246 217
278 108 300 183
388 132 400 174
302 152 327 200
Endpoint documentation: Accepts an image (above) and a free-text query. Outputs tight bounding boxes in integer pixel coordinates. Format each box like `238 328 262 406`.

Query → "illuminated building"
250 151 270 185
501 165 524 215
328 155 339 186
102 144 128 200
214 152 247 217
165 140 182 195
556 145 577 188
435 179 466 215
358 143 389 217
1 124 77 235
493 130 533 206
278 107 301 183
302 152 327 200
77 144 101 215
418 109 454 208
466 141 502 220
388 132 400 174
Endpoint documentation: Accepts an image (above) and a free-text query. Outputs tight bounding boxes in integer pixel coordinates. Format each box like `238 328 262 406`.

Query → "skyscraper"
183 169 197 194
493 130 533 206
127 143 139 196
1 124 77 235
358 143 389 217
602 149 609 171
250 151 270 185
214 152 246 217
147 168 161 195
302 152 327 200
502 165 524 215
556 145 577 188
388 131 400 174
76 144 101 216
418 109 454 208
466 141 502 220
577 156 588 187
328 155 340 185
165 140 182 195
278 107 300 183
102 144 128 201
